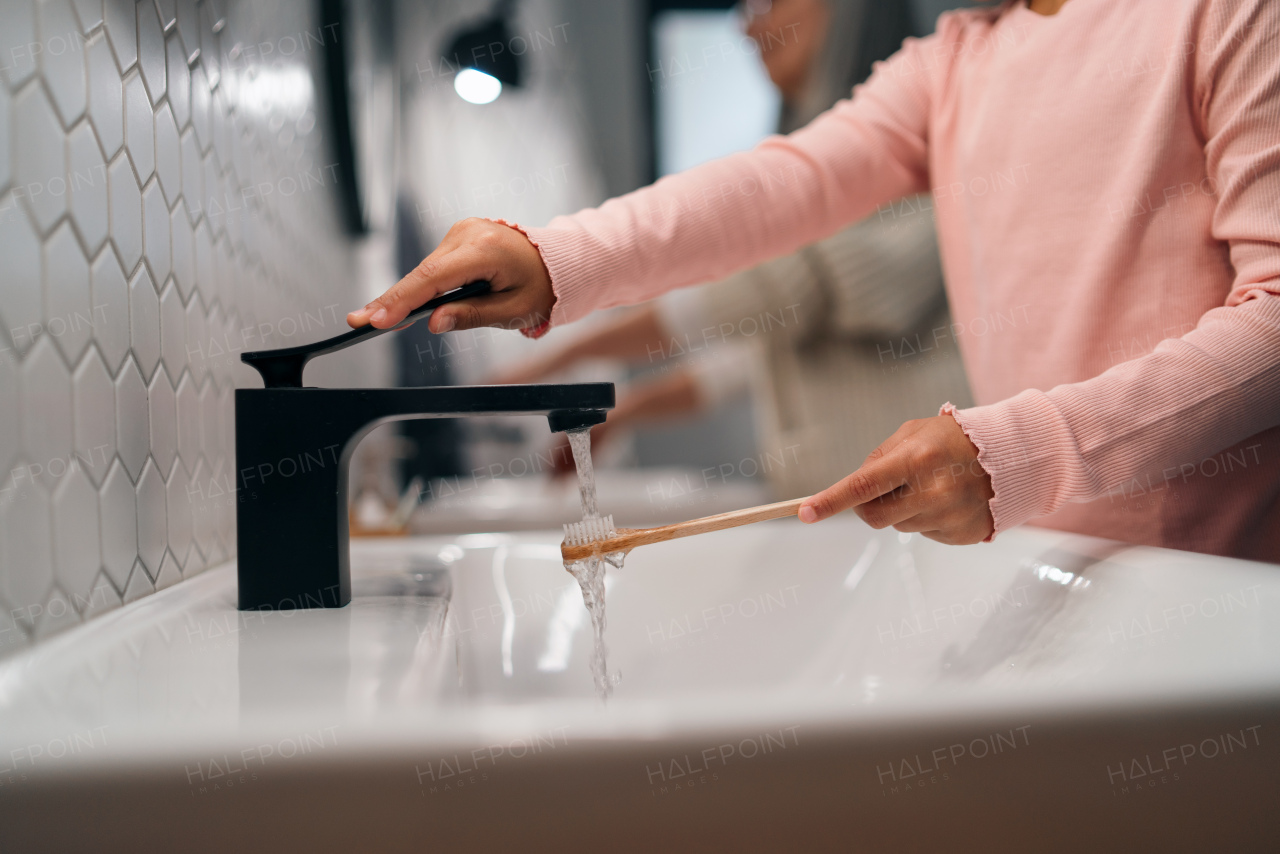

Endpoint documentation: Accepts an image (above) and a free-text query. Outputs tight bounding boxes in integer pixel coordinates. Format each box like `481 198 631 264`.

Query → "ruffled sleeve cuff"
940 388 1082 538
522 221 611 331
486 218 553 338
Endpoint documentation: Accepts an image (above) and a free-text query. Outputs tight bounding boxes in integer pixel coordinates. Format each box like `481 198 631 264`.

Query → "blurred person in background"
493 0 974 499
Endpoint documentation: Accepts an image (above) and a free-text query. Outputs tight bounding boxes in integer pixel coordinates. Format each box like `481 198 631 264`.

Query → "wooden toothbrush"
560 497 808 562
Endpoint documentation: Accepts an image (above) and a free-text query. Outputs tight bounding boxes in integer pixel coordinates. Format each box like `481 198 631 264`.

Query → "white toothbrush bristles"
563 514 615 547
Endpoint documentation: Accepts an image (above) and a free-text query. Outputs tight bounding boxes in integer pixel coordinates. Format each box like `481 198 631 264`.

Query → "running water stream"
564 428 622 699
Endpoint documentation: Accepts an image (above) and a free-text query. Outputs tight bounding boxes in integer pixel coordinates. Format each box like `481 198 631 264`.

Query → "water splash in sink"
564 428 622 699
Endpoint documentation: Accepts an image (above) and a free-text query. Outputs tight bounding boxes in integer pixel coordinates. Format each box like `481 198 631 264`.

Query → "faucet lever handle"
241 280 493 388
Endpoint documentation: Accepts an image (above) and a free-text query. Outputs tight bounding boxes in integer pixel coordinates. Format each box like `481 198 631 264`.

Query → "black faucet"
235 281 613 611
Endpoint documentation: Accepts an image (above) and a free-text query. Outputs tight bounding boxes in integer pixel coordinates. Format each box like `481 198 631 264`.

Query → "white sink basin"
2 520 1278 851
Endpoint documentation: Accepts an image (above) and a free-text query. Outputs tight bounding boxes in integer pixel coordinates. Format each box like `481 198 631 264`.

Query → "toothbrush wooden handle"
562 497 808 561
637 497 807 544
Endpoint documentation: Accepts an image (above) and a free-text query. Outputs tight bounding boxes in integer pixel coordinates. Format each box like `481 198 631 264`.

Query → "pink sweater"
525 0 1280 562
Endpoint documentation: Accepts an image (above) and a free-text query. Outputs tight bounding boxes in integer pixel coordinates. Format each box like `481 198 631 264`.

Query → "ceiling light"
442 0 523 104
453 67 503 104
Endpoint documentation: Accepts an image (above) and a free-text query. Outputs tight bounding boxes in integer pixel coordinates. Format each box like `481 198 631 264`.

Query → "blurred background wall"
0 0 395 651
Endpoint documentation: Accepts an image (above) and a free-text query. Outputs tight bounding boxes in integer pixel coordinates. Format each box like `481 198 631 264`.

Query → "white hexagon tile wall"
0 0 378 654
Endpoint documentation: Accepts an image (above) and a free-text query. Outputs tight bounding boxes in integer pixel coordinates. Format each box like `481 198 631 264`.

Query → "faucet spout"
235 381 613 611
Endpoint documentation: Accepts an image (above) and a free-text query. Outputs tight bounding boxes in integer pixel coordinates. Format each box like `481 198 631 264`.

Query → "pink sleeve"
524 31 942 326
949 0 1280 534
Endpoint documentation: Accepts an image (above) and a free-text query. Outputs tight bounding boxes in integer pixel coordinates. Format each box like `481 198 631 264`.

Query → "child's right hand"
346 218 555 335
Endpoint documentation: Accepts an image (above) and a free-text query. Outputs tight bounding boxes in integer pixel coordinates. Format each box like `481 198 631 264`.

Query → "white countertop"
409 467 771 533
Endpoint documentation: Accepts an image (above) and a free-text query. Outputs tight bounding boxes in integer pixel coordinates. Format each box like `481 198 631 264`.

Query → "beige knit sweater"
656 200 974 498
